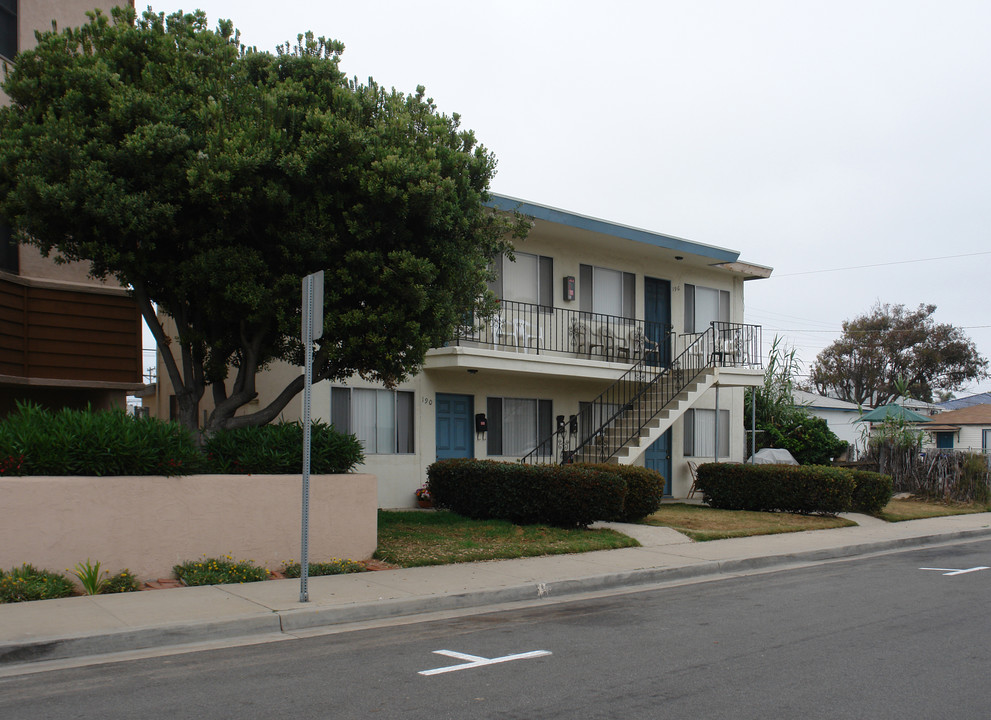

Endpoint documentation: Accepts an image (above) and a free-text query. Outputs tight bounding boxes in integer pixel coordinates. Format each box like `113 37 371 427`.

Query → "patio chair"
687 460 702 498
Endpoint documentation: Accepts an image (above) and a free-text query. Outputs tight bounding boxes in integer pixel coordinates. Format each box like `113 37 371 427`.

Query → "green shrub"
697 462 854 515
576 463 665 521
849 470 894 515
0 564 75 603
282 559 365 577
204 421 363 474
0 401 204 476
173 556 270 586
426 459 626 528
100 569 141 593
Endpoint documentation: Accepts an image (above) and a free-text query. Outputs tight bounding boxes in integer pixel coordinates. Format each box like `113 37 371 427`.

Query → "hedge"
204 421 363 474
575 463 665 521
849 470 894 515
426 459 626 528
697 463 854 515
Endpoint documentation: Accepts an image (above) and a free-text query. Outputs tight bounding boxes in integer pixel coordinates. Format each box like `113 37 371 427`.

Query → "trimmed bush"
426 459 626 528
697 462 854 515
849 470 893 515
0 401 204 476
0 564 75 603
204 420 363 474
577 463 665 521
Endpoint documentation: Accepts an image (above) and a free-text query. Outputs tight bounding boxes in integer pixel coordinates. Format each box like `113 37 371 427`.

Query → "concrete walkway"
2 512 991 670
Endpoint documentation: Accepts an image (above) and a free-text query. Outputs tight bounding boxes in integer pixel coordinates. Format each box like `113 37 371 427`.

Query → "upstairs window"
684 284 730 333
579 265 635 319
0 0 15 62
489 252 553 308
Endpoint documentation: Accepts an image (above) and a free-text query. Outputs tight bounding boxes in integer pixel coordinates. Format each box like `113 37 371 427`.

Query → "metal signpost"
299 271 324 603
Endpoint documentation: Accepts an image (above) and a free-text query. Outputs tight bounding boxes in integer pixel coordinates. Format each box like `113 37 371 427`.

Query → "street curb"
3 527 991 667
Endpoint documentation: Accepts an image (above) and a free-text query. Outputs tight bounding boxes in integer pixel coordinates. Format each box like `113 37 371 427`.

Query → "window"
684 408 730 458
330 387 414 454
984 430 991 453
578 401 621 444
684 284 730 333
580 265 635 318
489 252 553 308
0 0 14 62
0 221 17 274
487 397 552 456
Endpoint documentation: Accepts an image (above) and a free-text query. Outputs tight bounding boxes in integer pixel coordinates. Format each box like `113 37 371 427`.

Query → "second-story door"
645 277 671 367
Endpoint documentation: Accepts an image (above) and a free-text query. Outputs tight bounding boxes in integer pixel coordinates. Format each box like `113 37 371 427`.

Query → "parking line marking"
919 566 990 576
419 649 552 676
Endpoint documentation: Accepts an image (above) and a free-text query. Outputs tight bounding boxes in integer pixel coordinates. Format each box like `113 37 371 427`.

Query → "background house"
919 405 991 453
0 0 143 416
791 389 864 459
152 195 771 506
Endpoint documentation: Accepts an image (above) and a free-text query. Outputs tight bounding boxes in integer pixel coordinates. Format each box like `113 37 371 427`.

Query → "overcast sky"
153 1 991 397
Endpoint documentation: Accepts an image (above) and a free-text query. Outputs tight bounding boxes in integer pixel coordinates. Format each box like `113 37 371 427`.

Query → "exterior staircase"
521 322 761 466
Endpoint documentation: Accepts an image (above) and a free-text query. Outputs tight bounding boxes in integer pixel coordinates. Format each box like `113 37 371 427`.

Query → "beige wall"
0 473 377 582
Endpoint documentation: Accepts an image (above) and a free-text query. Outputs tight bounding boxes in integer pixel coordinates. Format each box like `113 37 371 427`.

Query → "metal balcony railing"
451 299 672 364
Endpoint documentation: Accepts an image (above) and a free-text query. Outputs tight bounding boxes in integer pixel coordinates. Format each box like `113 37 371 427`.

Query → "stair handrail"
566 326 715 463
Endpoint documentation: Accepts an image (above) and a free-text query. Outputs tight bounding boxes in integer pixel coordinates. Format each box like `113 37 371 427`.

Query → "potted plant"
415 484 433 509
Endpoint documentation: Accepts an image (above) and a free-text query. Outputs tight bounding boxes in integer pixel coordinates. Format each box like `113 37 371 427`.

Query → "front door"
645 428 673 496
436 393 474 459
645 277 671 367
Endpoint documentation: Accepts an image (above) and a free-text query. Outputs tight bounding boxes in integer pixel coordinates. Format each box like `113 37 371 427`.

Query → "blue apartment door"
645 277 671 368
436 393 474 460
645 428 673 496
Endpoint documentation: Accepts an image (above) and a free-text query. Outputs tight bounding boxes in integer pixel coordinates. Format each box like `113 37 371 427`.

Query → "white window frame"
330 387 415 455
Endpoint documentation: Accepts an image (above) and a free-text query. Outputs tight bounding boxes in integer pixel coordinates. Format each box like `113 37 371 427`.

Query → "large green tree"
809 303 988 407
0 7 525 433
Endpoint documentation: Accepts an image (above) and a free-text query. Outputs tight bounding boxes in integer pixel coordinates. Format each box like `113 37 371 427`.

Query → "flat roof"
486 194 754 266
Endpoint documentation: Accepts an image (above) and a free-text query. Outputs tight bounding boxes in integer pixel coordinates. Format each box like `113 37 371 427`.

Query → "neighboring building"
919 405 991 453
937 392 991 411
153 195 771 506
792 389 864 459
0 0 143 415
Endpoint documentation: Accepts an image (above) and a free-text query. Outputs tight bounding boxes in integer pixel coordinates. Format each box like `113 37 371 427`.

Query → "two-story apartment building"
152 195 771 506
0 0 143 415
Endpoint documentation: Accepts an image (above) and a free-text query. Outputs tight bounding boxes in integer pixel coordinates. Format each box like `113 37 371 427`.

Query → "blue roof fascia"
486 194 741 264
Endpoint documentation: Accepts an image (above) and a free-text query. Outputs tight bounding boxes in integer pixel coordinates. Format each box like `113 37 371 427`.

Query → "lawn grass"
879 497 991 522
374 510 639 567
640 503 856 541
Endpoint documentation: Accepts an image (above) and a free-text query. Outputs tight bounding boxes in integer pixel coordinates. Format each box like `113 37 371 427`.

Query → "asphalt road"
2 539 990 719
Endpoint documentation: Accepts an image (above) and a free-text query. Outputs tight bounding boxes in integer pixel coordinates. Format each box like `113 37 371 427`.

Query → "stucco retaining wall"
0 474 377 583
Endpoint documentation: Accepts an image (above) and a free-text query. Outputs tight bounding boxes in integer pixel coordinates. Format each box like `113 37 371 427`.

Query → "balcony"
446 299 672 365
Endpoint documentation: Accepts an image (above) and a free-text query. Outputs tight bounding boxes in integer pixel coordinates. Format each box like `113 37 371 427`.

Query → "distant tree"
745 337 848 465
0 8 526 434
809 303 988 407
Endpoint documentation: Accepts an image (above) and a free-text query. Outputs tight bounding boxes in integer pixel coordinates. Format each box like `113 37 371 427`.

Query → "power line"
771 250 991 278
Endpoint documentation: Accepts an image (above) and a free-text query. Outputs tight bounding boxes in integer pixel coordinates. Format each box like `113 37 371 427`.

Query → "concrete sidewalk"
2 512 991 669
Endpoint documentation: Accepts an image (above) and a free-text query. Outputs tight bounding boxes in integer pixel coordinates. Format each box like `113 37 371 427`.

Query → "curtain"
503 398 537 456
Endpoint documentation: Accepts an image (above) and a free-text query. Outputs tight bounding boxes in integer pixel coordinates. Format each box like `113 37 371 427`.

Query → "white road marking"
919 566 990 576
419 649 552 676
